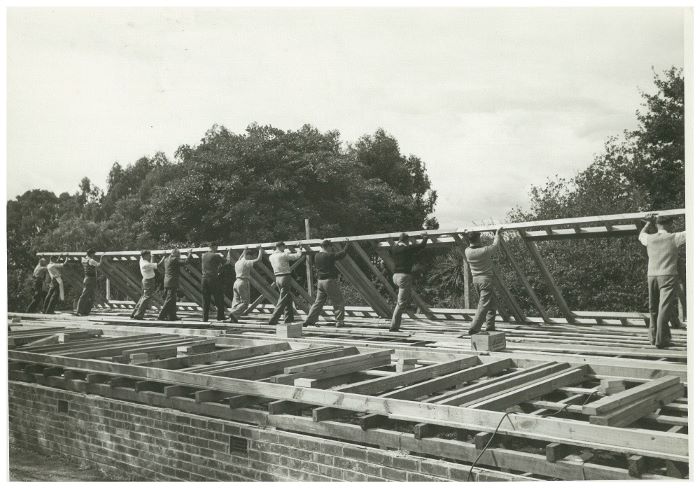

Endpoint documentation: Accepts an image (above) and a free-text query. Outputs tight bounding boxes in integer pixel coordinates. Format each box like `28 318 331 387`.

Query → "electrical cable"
466 390 598 481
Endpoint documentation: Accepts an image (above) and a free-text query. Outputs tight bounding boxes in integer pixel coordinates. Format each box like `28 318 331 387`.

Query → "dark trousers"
43 279 61 314
132 278 156 319
268 275 294 324
158 288 179 321
25 278 45 313
305 278 345 325
202 276 225 321
648 275 678 347
468 276 497 333
76 276 96 315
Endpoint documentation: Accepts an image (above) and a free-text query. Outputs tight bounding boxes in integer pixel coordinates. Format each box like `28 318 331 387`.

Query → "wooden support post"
473 432 492 451
463 255 472 309
546 443 572 462
628 455 646 478
519 232 576 323
305 218 313 296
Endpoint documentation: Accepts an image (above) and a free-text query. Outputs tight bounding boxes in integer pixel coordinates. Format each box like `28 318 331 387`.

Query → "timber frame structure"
8 208 689 481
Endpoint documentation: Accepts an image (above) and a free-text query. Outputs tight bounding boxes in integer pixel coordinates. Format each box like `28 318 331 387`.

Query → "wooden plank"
9 350 688 461
382 358 512 401
293 355 392 387
285 349 388 374
589 384 685 427
582 376 681 415
139 343 291 369
468 366 587 410
335 257 393 318
491 267 528 323
433 362 570 405
349 241 399 301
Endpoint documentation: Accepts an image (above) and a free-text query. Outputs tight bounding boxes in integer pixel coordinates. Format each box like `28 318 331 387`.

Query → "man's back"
465 245 496 277
645 232 686 276
315 251 340 280
201 252 224 278
235 259 255 279
391 243 425 273
47 262 63 278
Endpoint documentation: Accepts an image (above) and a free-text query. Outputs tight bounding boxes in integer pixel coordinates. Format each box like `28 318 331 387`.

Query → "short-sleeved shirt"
270 250 302 275
465 245 497 277
234 259 257 280
639 230 686 276
140 258 158 280
201 252 225 278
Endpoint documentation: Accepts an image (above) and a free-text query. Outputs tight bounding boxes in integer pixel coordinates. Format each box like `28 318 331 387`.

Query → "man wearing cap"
25 258 49 313
156 248 193 321
388 232 429 331
44 255 69 314
228 246 263 322
131 250 159 320
76 249 105 316
639 214 686 348
201 243 228 322
462 227 503 335
268 241 304 325
303 238 350 327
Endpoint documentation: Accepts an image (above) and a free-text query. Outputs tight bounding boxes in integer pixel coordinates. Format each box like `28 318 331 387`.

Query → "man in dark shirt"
76 249 105 316
157 248 193 321
389 232 428 331
303 239 350 327
200 243 229 322
25 258 49 313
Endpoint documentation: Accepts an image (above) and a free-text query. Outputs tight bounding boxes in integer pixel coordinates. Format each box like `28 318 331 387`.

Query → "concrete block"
276 323 303 338
470 331 506 352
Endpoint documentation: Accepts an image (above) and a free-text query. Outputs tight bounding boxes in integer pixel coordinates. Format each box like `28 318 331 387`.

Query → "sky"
7 7 686 229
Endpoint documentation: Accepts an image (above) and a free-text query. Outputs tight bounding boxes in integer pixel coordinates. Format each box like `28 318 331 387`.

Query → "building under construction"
8 209 689 482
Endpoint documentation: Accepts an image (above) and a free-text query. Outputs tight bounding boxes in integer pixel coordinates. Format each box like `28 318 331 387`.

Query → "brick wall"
9 381 508 482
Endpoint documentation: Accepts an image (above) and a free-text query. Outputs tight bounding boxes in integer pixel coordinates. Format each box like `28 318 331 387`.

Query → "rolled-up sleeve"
674 231 686 247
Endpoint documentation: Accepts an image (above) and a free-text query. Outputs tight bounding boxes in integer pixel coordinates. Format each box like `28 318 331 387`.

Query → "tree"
6 123 439 311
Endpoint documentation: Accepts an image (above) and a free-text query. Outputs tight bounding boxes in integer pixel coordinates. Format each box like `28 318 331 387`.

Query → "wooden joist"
8 349 687 461
581 376 681 416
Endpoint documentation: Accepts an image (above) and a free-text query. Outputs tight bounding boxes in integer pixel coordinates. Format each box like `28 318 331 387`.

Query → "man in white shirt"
639 214 686 348
44 255 69 314
76 249 105 316
25 258 48 313
228 246 263 322
131 250 159 320
267 241 303 325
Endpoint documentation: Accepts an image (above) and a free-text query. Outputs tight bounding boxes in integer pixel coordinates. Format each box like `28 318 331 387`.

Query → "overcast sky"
7 7 686 229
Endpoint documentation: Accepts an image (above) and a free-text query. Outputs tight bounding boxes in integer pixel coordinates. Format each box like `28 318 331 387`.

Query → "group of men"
27 213 685 348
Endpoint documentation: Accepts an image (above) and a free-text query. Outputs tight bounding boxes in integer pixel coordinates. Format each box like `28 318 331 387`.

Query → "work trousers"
76 276 97 315
468 276 497 333
305 278 346 325
158 287 179 321
648 275 678 347
268 275 294 324
43 278 61 314
390 273 413 330
25 277 45 313
132 278 156 319
202 276 225 321
230 278 251 318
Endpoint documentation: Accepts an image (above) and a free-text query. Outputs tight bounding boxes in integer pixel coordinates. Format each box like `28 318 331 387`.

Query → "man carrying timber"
268 241 304 325
639 214 686 348
201 243 229 322
388 232 428 332
227 246 263 322
131 250 159 320
463 227 503 335
25 258 49 313
76 249 105 316
303 238 350 328
44 255 69 314
157 248 193 321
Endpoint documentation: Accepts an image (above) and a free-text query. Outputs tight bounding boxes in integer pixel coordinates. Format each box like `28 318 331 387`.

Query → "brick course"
9 381 505 482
